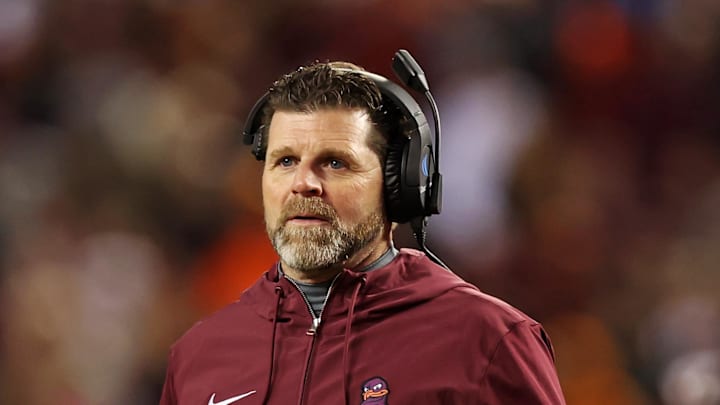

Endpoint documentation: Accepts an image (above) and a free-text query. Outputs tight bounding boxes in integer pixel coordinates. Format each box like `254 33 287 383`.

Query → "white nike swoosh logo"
208 390 257 405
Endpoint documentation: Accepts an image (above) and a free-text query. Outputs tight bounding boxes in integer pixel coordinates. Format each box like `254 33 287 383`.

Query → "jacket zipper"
285 274 341 405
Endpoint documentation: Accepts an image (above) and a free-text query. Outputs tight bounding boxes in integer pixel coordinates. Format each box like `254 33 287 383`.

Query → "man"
159 55 566 404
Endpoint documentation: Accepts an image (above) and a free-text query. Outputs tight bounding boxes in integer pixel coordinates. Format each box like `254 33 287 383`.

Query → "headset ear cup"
384 137 406 223
252 125 266 160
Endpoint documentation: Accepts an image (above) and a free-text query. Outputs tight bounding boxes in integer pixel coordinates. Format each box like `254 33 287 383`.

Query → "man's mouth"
286 214 331 225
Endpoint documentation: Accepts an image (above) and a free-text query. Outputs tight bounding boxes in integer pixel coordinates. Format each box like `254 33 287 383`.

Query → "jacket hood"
349 248 473 321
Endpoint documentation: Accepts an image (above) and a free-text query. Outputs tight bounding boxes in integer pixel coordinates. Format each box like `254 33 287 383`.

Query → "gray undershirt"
282 246 399 316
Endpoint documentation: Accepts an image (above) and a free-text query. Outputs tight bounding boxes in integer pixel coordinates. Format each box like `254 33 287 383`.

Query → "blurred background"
1 0 719 404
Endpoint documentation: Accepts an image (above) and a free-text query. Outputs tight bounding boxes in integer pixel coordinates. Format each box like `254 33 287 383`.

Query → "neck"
281 263 343 284
281 233 392 284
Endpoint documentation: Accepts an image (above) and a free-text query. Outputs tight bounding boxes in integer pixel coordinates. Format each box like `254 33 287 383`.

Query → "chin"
277 241 345 271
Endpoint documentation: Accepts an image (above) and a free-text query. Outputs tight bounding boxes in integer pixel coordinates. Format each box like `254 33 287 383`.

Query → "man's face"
262 108 387 277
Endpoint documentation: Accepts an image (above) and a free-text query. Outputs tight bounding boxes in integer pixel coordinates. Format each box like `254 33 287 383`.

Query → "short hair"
260 61 400 163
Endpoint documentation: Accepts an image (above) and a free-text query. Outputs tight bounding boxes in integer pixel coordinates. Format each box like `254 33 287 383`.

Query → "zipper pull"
307 317 321 335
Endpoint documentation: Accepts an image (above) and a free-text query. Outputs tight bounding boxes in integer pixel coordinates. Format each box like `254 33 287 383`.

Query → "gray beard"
268 211 384 275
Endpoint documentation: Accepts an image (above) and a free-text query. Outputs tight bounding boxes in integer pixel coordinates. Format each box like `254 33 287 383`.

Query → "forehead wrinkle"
270 108 372 135
266 109 375 157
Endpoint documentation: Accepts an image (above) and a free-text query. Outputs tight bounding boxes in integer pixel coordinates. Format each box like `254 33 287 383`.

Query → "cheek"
363 172 385 203
333 177 385 218
262 175 284 219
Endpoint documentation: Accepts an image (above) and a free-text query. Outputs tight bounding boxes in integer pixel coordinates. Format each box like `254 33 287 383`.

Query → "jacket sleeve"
159 349 177 405
479 321 566 404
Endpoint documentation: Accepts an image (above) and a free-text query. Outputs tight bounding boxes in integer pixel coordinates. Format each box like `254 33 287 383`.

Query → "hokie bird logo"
360 376 389 404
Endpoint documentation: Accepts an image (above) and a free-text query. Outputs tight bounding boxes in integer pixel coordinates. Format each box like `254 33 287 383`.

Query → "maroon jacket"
160 249 565 405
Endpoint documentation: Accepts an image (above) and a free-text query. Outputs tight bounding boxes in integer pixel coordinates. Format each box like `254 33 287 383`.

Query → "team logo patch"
361 376 390 404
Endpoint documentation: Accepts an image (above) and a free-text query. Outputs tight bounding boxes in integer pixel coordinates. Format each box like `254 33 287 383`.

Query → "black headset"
242 49 444 227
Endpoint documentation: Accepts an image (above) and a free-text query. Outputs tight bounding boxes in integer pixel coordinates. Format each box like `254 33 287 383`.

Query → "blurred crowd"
1 0 719 404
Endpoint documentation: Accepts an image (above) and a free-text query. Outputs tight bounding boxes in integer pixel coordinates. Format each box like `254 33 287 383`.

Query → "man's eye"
328 159 345 169
279 157 294 167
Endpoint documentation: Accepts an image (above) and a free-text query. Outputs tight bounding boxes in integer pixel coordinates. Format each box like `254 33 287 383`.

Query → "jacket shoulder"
397 249 537 333
448 284 537 328
168 273 272 360
418 270 540 339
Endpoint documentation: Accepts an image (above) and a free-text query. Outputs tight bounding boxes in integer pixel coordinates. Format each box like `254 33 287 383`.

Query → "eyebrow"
317 147 360 164
266 146 295 163
267 146 361 165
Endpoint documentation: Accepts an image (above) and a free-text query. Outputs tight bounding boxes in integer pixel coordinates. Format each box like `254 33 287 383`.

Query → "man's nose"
291 164 322 197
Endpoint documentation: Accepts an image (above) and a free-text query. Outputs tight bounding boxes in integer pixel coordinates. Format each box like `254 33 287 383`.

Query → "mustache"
280 197 338 223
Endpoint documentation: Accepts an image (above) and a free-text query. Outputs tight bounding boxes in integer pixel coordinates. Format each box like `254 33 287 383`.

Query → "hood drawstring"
262 285 284 405
343 275 365 405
